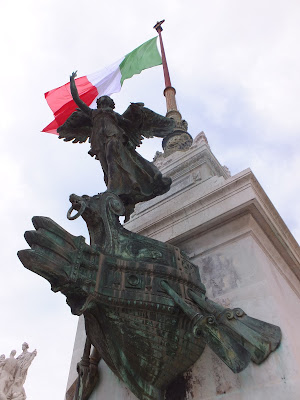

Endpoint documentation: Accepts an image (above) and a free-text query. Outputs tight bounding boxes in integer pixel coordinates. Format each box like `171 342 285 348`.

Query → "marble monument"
0 343 37 400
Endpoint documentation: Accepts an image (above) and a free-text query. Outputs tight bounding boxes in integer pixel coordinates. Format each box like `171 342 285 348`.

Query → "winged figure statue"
57 72 175 221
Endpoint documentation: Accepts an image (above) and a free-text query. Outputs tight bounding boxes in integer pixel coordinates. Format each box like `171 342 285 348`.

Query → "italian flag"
43 37 162 134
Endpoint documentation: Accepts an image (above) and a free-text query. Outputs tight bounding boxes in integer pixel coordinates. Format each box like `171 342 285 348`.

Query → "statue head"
10 350 16 357
22 342 29 351
96 96 115 110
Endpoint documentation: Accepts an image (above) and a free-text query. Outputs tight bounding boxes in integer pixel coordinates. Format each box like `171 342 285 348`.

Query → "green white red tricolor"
43 37 162 134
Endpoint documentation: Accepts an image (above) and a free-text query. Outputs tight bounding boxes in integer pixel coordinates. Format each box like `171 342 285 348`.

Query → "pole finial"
153 20 165 33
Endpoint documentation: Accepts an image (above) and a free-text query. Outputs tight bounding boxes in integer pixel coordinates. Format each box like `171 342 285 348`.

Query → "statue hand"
71 71 77 80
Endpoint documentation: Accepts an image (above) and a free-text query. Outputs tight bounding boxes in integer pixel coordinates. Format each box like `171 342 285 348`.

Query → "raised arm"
70 71 92 116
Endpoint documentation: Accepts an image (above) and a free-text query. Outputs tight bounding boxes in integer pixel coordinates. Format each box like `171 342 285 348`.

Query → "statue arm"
70 71 92 117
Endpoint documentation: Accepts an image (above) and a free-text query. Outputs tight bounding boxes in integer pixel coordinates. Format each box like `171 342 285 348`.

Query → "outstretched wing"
57 110 92 143
122 103 175 148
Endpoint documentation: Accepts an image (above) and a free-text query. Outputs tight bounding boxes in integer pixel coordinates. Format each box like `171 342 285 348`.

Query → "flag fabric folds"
43 37 162 134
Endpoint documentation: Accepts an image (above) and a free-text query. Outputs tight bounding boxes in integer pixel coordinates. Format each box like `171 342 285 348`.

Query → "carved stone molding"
162 132 193 157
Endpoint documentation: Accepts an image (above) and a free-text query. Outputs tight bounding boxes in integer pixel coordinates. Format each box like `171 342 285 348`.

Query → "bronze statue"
18 75 282 400
57 72 175 221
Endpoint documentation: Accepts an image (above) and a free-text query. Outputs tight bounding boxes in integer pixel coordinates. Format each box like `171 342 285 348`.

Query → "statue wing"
57 110 92 143
121 103 175 148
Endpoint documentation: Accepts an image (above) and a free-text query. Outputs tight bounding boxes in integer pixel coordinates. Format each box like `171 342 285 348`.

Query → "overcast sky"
0 1 299 399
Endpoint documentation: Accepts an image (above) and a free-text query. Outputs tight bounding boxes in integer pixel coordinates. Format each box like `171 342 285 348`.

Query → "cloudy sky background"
0 1 299 398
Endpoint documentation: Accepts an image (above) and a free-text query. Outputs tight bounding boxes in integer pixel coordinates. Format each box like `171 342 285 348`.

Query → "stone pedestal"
66 132 300 399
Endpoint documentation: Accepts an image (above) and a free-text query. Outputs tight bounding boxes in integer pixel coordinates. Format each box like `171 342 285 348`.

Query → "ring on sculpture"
67 202 86 220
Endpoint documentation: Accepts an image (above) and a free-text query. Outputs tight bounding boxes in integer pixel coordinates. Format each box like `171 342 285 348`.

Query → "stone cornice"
131 141 231 218
154 137 230 178
125 168 300 281
166 149 223 181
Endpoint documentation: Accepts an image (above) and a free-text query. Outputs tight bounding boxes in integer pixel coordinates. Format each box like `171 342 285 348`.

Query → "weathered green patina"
18 89 281 400
18 192 281 400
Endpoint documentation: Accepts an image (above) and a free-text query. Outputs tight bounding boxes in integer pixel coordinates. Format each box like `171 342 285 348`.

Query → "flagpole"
153 20 193 156
153 20 180 122
153 20 172 88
